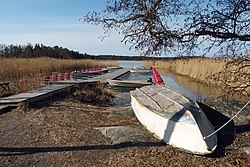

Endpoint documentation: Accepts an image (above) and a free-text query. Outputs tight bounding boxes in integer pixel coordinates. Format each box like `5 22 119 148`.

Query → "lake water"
118 60 214 101
115 60 249 124
118 60 143 69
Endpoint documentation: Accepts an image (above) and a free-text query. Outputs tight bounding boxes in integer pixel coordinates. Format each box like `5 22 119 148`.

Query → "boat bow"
130 85 217 155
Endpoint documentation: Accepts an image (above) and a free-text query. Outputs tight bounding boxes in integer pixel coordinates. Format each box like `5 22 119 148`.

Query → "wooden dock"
55 68 130 85
89 68 129 83
0 68 130 111
0 84 73 107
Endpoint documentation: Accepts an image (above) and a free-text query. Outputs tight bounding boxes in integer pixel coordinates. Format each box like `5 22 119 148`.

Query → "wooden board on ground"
0 84 73 106
54 79 99 86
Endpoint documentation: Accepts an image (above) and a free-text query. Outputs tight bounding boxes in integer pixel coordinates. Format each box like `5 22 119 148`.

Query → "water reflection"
159 71 225 101
112 61 249 123
118 60 144 69
117 61 228 101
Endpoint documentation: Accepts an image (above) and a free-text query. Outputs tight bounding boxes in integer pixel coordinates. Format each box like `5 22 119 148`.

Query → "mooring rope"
204 101 250 140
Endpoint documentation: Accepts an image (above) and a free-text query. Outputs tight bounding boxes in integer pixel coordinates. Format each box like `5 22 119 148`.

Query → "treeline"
0 44 92 59
0 43 174 60
92 55 162 60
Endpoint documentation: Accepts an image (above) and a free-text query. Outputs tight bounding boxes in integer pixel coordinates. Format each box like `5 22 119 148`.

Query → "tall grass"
144 57 249 100
144 57 227 84
0 57 117 94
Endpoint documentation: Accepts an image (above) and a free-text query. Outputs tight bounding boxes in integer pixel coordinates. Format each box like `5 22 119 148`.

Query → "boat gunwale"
130 94 216 155
130 87 197 125
130 90 217 154
130 85 218 154
108 79 152 84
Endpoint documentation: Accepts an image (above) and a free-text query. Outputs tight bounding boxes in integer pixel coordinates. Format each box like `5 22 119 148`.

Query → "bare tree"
83 0 250 97
84 0 250 57
211 57 250 97
189 0 250 57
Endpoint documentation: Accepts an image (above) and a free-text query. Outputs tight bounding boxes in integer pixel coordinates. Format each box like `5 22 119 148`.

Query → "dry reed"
0 57 117 94
144 57 249 99
144 57 227 84
70 82 115 106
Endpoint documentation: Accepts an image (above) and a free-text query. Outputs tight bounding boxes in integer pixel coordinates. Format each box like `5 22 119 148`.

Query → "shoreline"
144 57 249 101
0 93 249 166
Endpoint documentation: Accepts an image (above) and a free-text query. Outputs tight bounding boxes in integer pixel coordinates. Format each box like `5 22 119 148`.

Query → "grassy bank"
144 57 226 83
144 57 249 98
0 57 117 94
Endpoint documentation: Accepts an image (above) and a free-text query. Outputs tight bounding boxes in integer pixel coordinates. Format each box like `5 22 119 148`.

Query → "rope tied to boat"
203 101 250 140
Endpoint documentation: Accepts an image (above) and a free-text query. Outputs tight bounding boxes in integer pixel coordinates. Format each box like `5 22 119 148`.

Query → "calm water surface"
118 60 214 101
115 61 249 126
118 60 143 69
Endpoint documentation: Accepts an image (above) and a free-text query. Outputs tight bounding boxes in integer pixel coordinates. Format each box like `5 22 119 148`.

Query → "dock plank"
0 84 73 106
0 69 129 107
55 79 98 85
89 68 130 83
54 68 130 85
0 105 9 111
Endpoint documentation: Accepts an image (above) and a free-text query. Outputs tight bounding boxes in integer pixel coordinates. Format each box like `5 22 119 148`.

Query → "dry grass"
0 57 117 94
0 99 249 166
144 57 249 99
144 57 227 83
70 82 115 106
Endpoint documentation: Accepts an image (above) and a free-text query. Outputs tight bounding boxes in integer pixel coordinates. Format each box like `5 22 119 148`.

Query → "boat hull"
107 79 152 88
73 68 109 77
130 67 151 73
130 85 217 155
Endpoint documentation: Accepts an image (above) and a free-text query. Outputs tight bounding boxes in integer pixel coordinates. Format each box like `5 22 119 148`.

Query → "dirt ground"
0 94 249 167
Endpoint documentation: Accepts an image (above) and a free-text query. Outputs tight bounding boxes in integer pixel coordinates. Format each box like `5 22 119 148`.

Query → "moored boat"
130 84 217 155
106 66 123 70
107 79 152 88
130 67 151 73
73 68 109 78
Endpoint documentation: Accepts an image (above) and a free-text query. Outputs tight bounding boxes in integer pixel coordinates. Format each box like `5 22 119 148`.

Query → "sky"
0 0 138 56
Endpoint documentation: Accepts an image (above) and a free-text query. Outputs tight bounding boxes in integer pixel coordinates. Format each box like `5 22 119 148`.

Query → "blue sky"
0 0 138 56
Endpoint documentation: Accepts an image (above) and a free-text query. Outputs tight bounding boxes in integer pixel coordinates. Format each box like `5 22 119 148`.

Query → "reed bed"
144 57 227 84
144 57 249 99
0 57 117 94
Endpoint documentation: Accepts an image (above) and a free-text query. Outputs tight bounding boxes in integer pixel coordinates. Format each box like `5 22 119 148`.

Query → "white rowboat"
130 85 217 155
73 68 109 78
106 66 123 70
107 79 152 88
130 67 151 73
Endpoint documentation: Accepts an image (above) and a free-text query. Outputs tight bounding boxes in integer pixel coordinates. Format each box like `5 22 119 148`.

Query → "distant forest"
0 43 161 60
